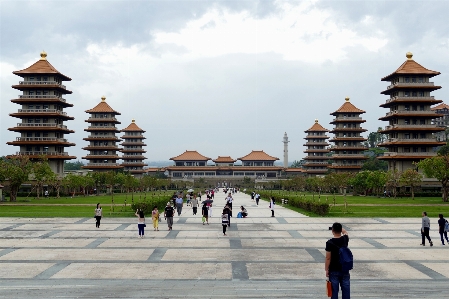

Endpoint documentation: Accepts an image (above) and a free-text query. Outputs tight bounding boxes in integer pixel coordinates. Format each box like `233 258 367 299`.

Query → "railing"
303 142 329 146
122 155 146 159
18 95 67 102
332 116 362 121
304 162 328 165
84 145 119 149
86 163 121 166
386 82 435 89
385 96 434 103
304 149 329 152
19 81 66 89
86 136 119 139
332 154 366 158
87 126 117 129
384 110 433 116
333 127 365 130
16 123 68 129
86 118 118 122
16 151 68 156
384 124 437 130
387 138 437 143
329 145 366 149
383 152 436 157
15 137 68 142
305 169 328 172
122 162 145 165
17 109 67 116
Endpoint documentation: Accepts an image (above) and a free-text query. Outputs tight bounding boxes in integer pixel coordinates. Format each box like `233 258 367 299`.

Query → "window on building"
421 147 427 152
34 146 40 152
404 119 410 125
420 119 425 125
405 77 410 83
413 147 418 153
404 148 410 153
26 146 32 151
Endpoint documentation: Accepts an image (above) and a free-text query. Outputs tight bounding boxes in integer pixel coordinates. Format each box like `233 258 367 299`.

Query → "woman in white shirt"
94 203 102 228
135 209 146 238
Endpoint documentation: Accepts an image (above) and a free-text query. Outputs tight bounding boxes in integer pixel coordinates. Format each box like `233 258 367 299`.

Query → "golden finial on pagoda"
406 52 413 60
101 96 106 102
132 119 135 123
345 97 350 102
40 51 47 60
315 119 318 123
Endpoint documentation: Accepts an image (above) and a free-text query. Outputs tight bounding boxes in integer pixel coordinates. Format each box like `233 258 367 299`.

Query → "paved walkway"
0 190 448 298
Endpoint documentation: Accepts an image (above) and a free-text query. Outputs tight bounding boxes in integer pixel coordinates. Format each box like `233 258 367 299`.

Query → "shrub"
131 195 173 215
256 191 330 216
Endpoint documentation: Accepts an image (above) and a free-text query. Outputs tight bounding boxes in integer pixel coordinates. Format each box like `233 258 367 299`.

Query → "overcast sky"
1 0 449 163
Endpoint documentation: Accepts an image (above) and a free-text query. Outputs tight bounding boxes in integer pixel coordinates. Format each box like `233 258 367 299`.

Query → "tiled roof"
165 166 283 171
285 168 305 172
431 103 449 111
13 52 72 81
238 150 279 161
331 98 365 115
213 156 236 163
382 52 440 81
144 167 166 173
85 97 121 114
122 120 145 132
170 151 211 161
305 120 328 132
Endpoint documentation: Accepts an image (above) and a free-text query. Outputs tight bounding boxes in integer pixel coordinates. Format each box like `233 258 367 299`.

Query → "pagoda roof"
213 156 236 163
238 150 279 161
122 120 145 132
285 168 305 173
305 120 328 132
431 103 449 111
85 97 121 114
331 98 365 115
170 151 211 161
382 52 440 81
13 52 71 81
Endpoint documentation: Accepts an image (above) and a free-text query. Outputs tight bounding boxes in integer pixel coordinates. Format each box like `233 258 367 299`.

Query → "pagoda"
303 119 330 176
378 52 446 171
82 96 123 171
328 97 368 172
120 119 148 177
7 52 76 176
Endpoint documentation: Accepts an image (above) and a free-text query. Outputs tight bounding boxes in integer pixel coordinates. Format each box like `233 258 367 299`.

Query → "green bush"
256 191 330 216
131 195 173 215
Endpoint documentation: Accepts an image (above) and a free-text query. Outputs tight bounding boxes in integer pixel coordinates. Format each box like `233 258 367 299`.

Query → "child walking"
152 206 159 231
222 210 229 236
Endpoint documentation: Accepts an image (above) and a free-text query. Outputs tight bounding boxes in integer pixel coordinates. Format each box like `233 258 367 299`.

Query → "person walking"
223 204 232 227
251 191 255 201
222 209 229 236
94 203 102 228
211 189 215 199
164 202 174 231
202 203 209 225
325 222 350 299
186 193 191 206
255 192 260 206
135 209 145 238
269 197 275 217
438 214 449 245
225 193 233 217
152 206 159 231
191 196 198 215
208 203 213 218
421 211 433 246
175 194 184 216
44 190 49 198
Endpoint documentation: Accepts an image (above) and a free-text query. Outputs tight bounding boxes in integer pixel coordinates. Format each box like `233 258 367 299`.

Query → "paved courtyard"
0 191 448 298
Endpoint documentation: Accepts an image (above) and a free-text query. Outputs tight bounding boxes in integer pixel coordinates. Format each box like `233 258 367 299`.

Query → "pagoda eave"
330 120 366 124
303 156 329 160
84 128 121 133
381 86 441 95
7 154 76 160
331 156 369 160
380 128 445 133
9 113 75 120
328 165 362 169
329 138 367 142
7 141 76 146
12 85 73 94
120 136 146 139
378 155 433 160
83 137 121 142
11 99 74 107
82 166 124 169
120 143 147 146
85 119 121 124
8 127 75 134
82 146 122 151
329 129 367 133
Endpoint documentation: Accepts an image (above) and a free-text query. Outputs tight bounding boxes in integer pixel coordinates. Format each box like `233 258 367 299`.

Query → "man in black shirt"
325 222 350 299
438 214 449 245
164 202 174 231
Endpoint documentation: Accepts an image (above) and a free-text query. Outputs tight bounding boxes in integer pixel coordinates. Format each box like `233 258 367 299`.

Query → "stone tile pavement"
0 190 448 298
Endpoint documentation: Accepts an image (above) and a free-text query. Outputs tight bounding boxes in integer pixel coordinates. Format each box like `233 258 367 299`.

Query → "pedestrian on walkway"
191 196 198 215
240 206 248 218
202 203 209 225
208 203 213 218
255 192 260 206
325 222 350 299
251 191 255 201
223 204 232 227
135 209 145 238
438 214 449 245
269 197 275 217
94 203 102 228
175 194 184 216
152 206 159 231
165 202 174 231
222 209 229 236
225 193 233 217
421 211 433 246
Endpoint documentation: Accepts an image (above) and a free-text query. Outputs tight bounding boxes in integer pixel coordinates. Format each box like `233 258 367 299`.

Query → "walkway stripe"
34 262 70 279
165 230 179 239
305 248 325 262
114 224 129 231
404 261 447 280
232 261 249 281
85 238 108 248
287 230 304 239
362 238 387 249
147 248 167 262
74 218 90 224
39 231 61 239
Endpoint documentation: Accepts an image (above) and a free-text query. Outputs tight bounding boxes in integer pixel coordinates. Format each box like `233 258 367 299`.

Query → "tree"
290 160 302 168
385 169 401 199
350 171 371 195
32 157 55 199
400 169 422 200
64 173 83 197
366 170 387 197
0 156 34 202
417 154 449 202
64 160 84 170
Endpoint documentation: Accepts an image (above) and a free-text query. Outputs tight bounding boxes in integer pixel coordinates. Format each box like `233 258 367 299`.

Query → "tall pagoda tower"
7 52 76 176
378 52 445 172
82 96 123 171
303 119 330 176
328 97 368 172
120 120 148 177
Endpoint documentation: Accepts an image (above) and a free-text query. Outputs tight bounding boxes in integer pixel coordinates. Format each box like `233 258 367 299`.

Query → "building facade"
431 103 449 141
82 97 123 171
120 120 148 177
303 120 330 176
378 52 446 172
7 52 76 176
328 98 368 172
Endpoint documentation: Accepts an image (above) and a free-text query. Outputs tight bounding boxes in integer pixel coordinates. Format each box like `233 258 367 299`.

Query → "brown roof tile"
382 52 440 81
431 103 449 111
285 168 306 172
144 167 166 173
122 120 145 132
238 150 279 161
13 52 72 81
331 98 365 115
213 156 236 163
85 97 121 114
305 120 329 132
170 151 211 161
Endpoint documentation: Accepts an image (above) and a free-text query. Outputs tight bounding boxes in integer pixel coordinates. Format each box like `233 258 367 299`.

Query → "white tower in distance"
283 132 289 168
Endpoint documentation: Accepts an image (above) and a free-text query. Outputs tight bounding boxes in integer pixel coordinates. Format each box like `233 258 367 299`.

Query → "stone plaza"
0 192 448 298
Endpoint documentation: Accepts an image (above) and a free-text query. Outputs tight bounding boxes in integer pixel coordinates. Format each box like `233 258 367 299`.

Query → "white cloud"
152 1 388 63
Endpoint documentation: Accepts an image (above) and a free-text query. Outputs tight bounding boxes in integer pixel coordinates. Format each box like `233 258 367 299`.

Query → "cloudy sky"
1 0 449 163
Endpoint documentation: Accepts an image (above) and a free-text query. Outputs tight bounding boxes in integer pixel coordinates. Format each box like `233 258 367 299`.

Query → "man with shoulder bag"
325 222 352 299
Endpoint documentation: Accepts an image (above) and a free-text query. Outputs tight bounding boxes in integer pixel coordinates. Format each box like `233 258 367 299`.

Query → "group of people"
421 212 449 246
250 191 261 205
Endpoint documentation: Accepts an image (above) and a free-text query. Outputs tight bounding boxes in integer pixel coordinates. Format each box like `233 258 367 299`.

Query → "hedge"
131 195 173 216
